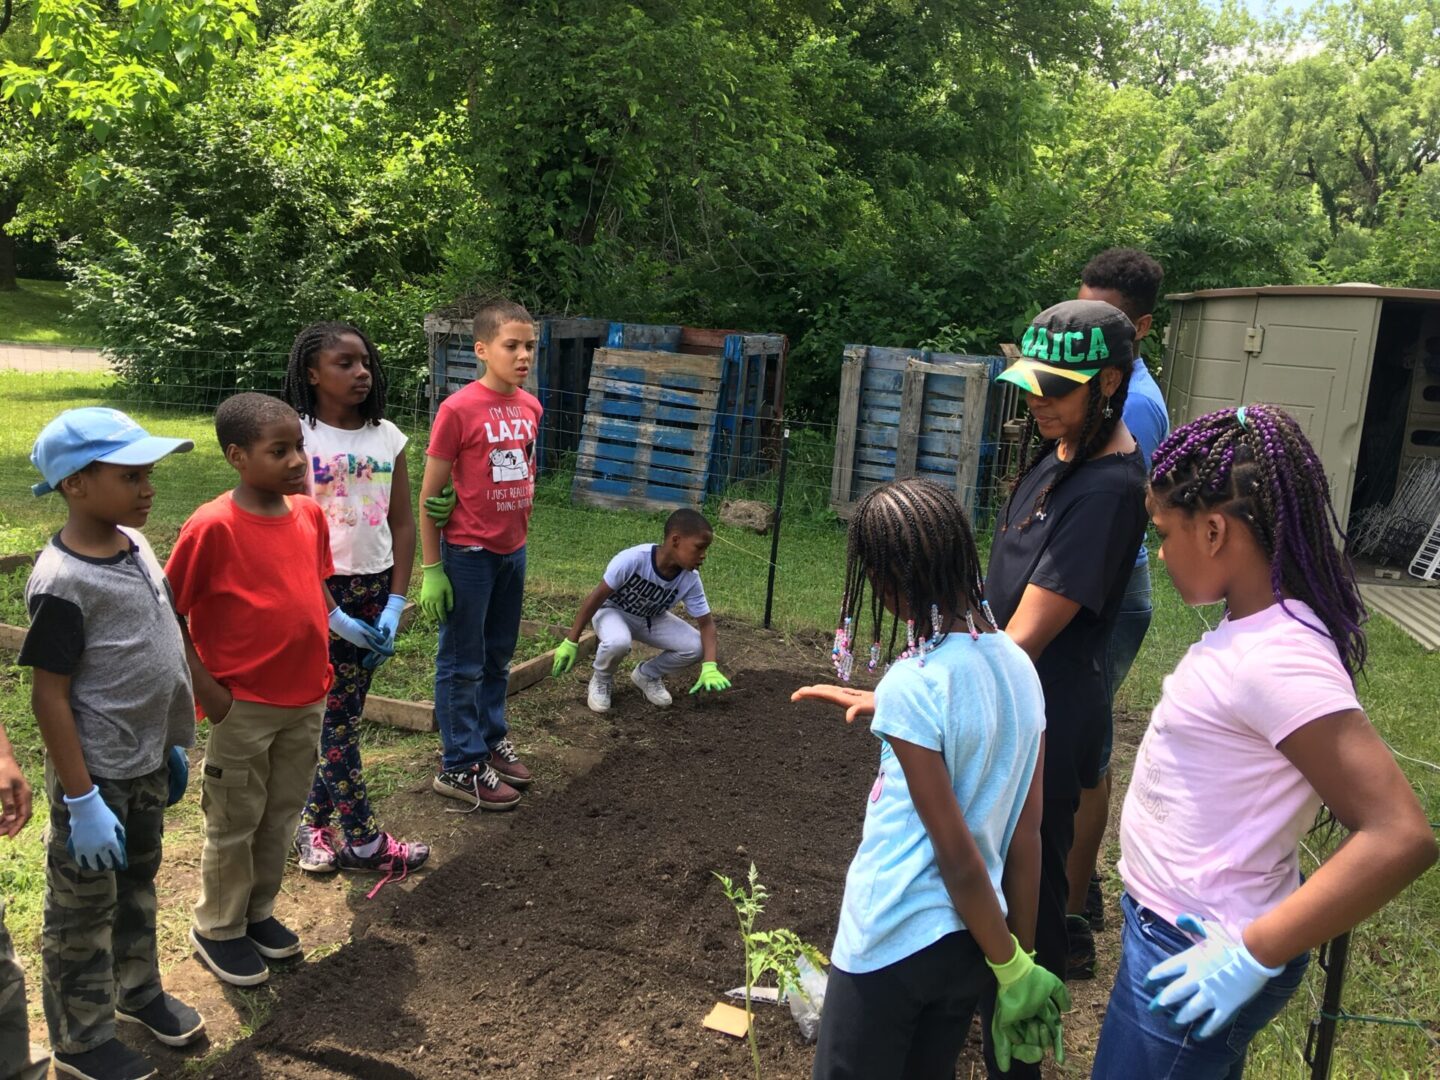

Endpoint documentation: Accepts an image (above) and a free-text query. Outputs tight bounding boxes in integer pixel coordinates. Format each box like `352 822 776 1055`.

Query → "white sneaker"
587 673 612 713
630 666 673 708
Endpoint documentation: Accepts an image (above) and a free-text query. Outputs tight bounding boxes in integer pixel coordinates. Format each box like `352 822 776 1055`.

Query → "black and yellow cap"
996 299 1135 397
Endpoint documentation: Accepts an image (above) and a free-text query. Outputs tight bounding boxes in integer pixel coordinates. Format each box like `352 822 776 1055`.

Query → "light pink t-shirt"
1118 600 1361 939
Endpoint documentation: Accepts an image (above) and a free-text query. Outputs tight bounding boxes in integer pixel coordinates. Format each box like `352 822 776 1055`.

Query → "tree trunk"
0 191 18 291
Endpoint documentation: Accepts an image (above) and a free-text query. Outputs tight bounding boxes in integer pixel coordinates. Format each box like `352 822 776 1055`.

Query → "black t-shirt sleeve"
18 593 85 675
1030 491 1145 615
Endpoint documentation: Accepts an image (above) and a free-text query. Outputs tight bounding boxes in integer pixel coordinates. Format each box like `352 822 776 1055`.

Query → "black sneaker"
432 763 520 812
116 991 205 1047
1086 874 1106 931
53 1037 157 1080
188 928 269 987
246 916 302 959
1066 913 1096 981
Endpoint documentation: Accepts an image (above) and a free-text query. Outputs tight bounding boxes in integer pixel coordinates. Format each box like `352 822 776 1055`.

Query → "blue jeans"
1100 560 1153 775
434 542 526 772
1092 894 1308 1079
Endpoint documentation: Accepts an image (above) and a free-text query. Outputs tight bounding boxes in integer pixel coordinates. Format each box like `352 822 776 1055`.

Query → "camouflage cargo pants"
42 760 167 1055
0 898 48 1080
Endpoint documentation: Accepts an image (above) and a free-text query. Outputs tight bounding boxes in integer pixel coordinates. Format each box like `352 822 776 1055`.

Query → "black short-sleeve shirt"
986 446 1148 799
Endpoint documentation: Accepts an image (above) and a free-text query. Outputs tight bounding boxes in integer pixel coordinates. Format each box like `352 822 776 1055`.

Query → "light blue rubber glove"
375 593 407 643
329 607 392 653
1146 914 1285 1039
166 746 188 807
63 786 128 871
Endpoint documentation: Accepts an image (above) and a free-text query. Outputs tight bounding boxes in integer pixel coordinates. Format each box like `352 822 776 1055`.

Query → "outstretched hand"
790 685 876 724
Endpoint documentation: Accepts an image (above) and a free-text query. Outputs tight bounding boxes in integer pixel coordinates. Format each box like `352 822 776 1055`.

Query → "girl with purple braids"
1092 404 1436 1079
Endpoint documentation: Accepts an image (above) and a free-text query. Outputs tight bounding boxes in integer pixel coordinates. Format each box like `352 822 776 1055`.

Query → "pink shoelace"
365 834 412 899
308 826 337 861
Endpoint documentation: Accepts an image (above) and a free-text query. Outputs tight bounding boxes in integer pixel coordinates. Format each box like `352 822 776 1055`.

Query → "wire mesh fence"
1 349 1436 1076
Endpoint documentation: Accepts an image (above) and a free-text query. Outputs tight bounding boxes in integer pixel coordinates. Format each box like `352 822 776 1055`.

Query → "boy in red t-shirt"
418 300 543 810
167 393 389 987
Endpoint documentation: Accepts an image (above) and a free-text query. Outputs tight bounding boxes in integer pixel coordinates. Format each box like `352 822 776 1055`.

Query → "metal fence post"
1306 931 1350 1080
763 428 791 630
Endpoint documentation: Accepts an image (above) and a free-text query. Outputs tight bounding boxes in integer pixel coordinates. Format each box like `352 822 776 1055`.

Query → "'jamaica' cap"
996 299 1135 397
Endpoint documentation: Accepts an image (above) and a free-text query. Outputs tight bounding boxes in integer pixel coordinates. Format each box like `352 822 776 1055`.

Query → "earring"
1103 396 1114 419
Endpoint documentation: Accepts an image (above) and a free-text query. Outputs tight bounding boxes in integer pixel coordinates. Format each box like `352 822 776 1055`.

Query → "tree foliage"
2 0 1439 413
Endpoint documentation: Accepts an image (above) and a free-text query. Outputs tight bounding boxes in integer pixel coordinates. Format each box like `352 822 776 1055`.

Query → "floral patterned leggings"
301 570 388 846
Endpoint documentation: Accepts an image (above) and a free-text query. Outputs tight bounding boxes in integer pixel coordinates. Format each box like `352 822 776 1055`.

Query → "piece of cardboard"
702 1002 752 1038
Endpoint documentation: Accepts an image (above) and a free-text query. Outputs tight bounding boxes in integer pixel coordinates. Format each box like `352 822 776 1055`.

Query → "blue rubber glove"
1146 914 1285 1040
375 593 407 642
329 606 392 653
63 786 127 871
166 746 188 807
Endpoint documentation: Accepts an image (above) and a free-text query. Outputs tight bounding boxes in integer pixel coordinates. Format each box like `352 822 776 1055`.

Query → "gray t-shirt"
20 527 195 779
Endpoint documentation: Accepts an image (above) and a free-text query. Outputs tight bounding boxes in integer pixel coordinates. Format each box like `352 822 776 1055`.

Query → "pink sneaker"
337 832 432 898
293 823 337 873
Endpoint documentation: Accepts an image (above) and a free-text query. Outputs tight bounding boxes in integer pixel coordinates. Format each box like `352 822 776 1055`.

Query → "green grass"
0 279 100 346
0 370 1436 1074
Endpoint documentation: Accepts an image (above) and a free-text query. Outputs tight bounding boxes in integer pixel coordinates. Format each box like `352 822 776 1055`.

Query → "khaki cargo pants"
193 698 324 940
0 898 48 1080
41 761 167 1056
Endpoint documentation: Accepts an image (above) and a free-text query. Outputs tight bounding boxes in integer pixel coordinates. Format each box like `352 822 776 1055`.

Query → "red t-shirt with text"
166 493 334 708
427 382 543 554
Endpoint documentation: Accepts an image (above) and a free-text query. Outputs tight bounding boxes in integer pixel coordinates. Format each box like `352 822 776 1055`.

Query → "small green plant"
713 862 828 1080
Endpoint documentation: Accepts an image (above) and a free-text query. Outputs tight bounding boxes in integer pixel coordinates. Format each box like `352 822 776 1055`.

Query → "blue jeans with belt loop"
1092 894 1308 1079
433 541 527 772
1100 560 1153 776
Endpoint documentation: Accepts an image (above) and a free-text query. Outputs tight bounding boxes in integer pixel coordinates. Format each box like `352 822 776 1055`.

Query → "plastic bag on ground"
787 954 828 1042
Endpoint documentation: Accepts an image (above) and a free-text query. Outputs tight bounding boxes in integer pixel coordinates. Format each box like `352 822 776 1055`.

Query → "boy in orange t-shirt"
167 393 390 988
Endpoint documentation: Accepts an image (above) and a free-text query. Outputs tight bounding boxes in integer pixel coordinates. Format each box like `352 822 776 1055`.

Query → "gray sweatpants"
591 609 703 680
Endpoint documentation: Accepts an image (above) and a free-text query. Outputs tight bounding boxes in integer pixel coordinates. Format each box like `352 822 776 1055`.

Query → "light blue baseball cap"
31 407 194 496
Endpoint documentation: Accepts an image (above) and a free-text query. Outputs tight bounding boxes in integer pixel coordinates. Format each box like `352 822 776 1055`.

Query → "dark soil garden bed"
200 664 872 1079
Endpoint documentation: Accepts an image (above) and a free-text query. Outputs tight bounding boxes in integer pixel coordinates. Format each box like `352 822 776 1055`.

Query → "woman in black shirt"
986 300 1149 1032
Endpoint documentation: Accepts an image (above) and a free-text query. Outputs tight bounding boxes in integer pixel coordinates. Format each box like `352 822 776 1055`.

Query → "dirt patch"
145 621 1132 1078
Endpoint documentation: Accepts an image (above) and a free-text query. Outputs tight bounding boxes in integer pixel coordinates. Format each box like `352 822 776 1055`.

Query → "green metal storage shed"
1159 284 1440 530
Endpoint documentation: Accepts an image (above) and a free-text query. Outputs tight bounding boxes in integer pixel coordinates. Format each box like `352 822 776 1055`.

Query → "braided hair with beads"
1004 368 1134 533
840 477 990 666
282 321 389 427
1150 404 1367 677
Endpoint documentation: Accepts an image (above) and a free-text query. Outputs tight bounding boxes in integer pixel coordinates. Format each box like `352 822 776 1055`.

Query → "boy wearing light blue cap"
19 407 204 1080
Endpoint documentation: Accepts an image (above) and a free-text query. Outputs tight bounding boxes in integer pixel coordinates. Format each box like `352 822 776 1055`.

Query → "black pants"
813 932 994 1080
980 793 1078 1079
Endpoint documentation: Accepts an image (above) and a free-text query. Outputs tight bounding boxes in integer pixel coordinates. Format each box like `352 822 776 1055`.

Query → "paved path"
0 340 109 373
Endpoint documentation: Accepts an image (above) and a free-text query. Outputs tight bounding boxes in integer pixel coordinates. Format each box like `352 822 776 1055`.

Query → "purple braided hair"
1150 404 1367 678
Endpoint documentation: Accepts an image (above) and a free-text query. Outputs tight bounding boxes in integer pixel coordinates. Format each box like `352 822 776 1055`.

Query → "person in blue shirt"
794 478 1067 1079
1067 247 1171 976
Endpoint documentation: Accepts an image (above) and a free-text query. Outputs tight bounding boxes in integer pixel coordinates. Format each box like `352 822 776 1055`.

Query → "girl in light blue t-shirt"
795 478 1066 1079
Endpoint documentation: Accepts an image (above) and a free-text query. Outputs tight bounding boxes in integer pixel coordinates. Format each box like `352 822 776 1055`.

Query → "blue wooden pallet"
571 348 723 512
606 323 786 492
831 345 1003 520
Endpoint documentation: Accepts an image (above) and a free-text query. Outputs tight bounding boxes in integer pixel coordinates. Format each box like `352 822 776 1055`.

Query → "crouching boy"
553 509 731 711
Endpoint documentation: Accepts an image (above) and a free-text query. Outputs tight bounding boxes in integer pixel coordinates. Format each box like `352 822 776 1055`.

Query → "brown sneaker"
489 737 533 788
432 763 521 812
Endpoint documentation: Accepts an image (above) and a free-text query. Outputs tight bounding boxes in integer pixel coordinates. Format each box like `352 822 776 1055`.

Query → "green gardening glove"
424 483 457 527
987 935 1070 1070
419 561 453 623
552 638 579 677
688 661 731 694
